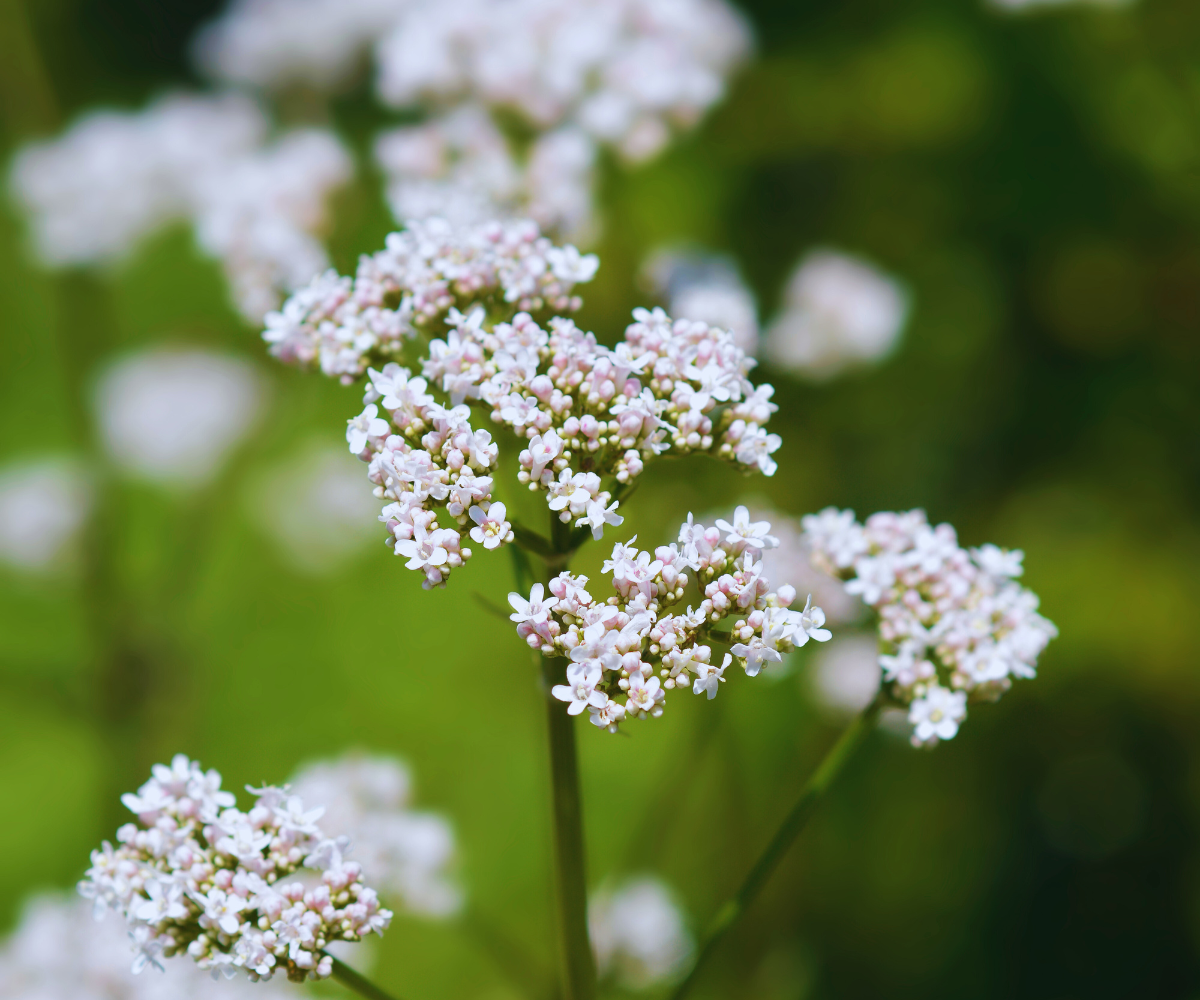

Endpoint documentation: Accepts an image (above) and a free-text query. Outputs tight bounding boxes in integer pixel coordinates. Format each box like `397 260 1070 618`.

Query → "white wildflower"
94 348 263 488
79 755 392 982
590 877 693 989
764 249 909 381
0 458 91 572
802 507 1058 746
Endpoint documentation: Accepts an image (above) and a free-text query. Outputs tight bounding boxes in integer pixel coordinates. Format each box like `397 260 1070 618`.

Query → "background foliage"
1 0 1198 997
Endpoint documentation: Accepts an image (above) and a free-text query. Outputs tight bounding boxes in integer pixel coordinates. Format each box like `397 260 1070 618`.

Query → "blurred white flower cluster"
79 755 392 982
10 93 350 321
801 508 1058 746
0 893 294 1000
12 0 750 321
764 250 909 381
249 442 383 573
196 0 753 240
95 348 265 487
0 458 90 572
642 248 759 354
0 347 264 576
288 754 462 918
988 0 1133 10
589 877 693 989
269 218 780 590
515 507 832 732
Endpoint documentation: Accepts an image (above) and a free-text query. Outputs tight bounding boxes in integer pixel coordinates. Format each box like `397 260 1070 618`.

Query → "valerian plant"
79 216 1055 1000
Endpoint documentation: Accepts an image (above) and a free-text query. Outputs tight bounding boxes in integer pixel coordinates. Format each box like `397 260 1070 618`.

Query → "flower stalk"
326 953 407 1000
670 694 884 1000
534 548 598 1000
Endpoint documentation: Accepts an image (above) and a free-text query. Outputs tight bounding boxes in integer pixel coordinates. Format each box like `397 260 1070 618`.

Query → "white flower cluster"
265 217 597 382
78 755 392 982
289 754 462 917
250 442 383 573
801 508 1058 747
9 93 350 321
95 348 264 488
268 220 781 588
374 0 752 163
374 107 597 242
511 507 831 732
193 0 401 90
0 893 294 1000
764 250 909 381
589 877 693 989
196 0 750 236
0 457 91 572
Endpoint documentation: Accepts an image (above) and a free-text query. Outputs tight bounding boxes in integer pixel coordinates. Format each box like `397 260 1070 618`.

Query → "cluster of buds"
509 508 832 732
269 219 782 589
801 508 1058 746
78 756 392 982
263 217 598 382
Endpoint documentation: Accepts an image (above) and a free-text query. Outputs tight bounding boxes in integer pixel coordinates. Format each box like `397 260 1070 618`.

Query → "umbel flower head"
515 507 831 732
78 755 392 983
265 218 782 590
801 508 1058 747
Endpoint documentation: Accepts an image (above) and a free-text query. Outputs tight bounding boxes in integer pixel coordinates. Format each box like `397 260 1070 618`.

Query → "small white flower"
508 583 559 625
346 403 390 454
576 497 624 541
551 662 607 716
714 505 778 553
468 501 511 550
793 595 832 645
972 543 1024 578
692 653 730 700
908 685 967 746
729 636 782 678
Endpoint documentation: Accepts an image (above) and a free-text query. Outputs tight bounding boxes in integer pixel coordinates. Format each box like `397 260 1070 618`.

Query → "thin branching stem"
670 694 884 1000
325 953 407 1000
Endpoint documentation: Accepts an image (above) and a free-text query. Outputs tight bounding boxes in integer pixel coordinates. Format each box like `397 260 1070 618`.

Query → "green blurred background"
1 0 1199 997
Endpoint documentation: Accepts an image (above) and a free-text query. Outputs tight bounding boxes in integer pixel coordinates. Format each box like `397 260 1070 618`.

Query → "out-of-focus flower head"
0 892 295 1000
79 754 393 982
987 0 1134 11
0 457 91 572
642 248 758 354
589 876 693 989
193 0 403 90
764 250 909 381
808 634 882 716
289 754 462 917
374 0 752 164
94 348 264 488
9 94 351 321
249 442 383 573
801 507 1058 746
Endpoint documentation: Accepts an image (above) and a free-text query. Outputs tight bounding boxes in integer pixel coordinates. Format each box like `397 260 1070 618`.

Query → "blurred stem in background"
671 693 885 1000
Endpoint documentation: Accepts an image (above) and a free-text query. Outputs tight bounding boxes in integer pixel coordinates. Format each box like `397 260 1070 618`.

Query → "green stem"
539 646 597 1000
325 953 407 1000
530 542 596 1000
670 695 884 1000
